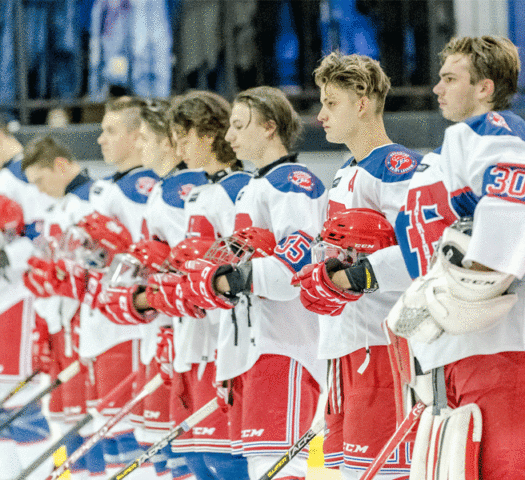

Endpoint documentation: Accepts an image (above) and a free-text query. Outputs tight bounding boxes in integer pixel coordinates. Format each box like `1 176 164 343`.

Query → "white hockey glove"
387 224 517 343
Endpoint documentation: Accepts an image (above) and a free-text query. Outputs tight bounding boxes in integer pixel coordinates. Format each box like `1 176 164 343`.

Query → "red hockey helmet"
57 212 132 268
102 239 171 288
166 237 215 273
204 226 276 265
313 208 397 264
0 195 24 240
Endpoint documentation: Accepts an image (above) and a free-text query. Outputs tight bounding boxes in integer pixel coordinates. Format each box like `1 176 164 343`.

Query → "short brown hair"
105 96 146 131
140 98 171 140
439 36 520 110
314 51 391 114
168 90 237 167
22 136 74 171
233 86 303 150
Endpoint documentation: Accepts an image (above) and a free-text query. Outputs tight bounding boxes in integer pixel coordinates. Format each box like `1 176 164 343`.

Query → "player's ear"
357 96 370 117
263 119 278 140
477 78 495 103
54 156 70 173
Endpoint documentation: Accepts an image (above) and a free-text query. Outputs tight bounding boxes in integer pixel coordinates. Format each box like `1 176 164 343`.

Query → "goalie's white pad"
410 403 482 480
387 225 518 343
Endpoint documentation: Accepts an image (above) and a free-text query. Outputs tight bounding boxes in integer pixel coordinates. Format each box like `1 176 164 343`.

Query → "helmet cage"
101 252 149 288
55 226 109 269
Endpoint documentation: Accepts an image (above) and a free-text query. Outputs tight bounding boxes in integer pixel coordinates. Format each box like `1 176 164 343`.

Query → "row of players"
1 33 524 480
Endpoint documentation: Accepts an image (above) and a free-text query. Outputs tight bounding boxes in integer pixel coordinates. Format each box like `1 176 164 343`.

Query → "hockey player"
387 36 525 479
170 86 328 480
291 52 421 479
0 121 56 480
22 135 95 478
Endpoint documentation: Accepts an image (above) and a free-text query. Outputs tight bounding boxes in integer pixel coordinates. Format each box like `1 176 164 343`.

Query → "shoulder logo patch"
136 177 156 196
385 151 418 175
288 170 313 191
178 183 194 200
487 112 511 132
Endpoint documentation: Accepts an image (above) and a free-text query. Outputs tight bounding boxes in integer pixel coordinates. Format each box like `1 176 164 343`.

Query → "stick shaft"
361 401 426 480
109 398 219 480
258 418 325 480
0 369 40 408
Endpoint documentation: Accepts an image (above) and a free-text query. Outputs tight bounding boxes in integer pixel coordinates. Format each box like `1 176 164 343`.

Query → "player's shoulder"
218 171 252 203
359 144 422 183
2 156 29 184
263 157 325 199
161 168 209 208
462 110 525 141
114 167 159 204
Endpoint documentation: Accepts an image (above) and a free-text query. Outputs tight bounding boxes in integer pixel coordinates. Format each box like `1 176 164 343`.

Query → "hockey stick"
360 400 426 480
108 397 219 480
46 373 164 480
258 417 325 480
0 368 41 408
0 361 81 434
14 370 138 480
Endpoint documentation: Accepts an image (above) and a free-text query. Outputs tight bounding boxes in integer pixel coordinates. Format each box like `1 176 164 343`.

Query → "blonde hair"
314 51 391 114
439 36 520 110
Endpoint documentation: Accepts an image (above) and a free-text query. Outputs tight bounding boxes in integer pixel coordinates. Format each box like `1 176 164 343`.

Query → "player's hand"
99 284 158 325
145 272 206 319
155 327 175 386
184 259 235 310
291 259 362 316
31 316 53 374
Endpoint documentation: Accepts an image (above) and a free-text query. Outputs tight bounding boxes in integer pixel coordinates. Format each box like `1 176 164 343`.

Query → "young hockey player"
292 52 421 479
0 122 55 480
388 36 525 479
171 86 328 480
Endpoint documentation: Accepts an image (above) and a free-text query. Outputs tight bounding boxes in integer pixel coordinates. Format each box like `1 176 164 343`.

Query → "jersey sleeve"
366 245 413 292
251 165 328 300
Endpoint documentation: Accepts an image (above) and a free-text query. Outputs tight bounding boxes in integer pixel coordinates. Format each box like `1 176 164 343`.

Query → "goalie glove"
387 224 518 343
145 272 206 319
291 258 363 316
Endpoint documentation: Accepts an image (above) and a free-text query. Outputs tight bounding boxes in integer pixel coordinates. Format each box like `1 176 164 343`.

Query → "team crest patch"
488 112 511 132
178 184 194 200
288 171 313 191
385 151 417 175
136 177 156 196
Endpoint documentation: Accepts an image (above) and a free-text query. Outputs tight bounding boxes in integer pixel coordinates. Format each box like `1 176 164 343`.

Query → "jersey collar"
111 165 142 183
254 153 298 178
65 169 92 195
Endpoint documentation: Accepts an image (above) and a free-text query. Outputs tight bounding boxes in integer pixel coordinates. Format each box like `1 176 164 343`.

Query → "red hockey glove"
31 316 53 374
184 260 235 310
292 258 362 316
155 327 175 386
145 272 205 319
99 285 158 325
23 257 87 300
82 270 104 309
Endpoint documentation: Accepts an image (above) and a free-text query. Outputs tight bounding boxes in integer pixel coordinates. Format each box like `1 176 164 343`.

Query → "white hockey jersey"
139 166 209 367
215 155 328 386
79 167 159 358
0 155 55 404
395 111 525 372
174 169 252 375
317 144 421 360
34 170 95 336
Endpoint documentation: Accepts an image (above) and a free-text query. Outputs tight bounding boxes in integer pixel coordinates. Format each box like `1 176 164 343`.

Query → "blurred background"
1 0 524 163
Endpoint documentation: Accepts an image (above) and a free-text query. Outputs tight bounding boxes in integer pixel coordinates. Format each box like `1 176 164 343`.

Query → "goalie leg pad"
410 404 482 480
